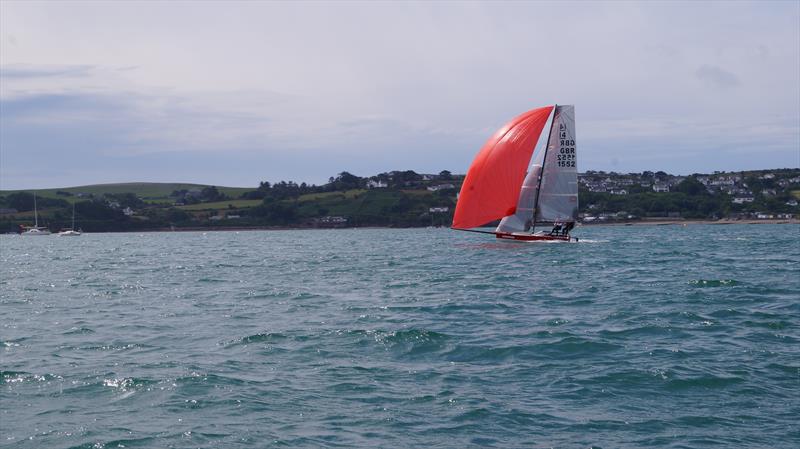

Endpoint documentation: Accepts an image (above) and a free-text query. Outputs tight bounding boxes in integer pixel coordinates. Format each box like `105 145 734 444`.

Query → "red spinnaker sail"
452 105 554 229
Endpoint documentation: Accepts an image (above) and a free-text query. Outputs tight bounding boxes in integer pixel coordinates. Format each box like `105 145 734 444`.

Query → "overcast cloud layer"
1 1 798 189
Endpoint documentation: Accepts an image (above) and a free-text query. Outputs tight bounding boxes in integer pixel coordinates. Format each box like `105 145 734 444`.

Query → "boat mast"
71 202 76 231
531 104 556 233
33 192 38 228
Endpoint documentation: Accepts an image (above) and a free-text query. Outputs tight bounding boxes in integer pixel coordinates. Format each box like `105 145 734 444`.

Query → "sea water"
1 224 798 448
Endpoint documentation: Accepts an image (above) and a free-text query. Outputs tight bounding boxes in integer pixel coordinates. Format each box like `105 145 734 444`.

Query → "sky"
1 0 798 190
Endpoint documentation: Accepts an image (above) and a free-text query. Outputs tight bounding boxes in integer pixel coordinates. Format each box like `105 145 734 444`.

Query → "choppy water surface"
1 225 798 448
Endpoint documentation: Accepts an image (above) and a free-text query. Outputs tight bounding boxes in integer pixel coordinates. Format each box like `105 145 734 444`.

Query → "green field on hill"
0 183 252 202
177 199 264 211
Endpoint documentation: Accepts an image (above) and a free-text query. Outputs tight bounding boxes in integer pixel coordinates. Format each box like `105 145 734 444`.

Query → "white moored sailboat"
21 192 51 236
452 105 578 242
58 202 82 236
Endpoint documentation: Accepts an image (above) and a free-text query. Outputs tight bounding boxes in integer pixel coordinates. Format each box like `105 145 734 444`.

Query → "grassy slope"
0 183 253 202
293 189 446 224
177 199 263 211
0 184 445 221
184 189 437 215
297 189 366 202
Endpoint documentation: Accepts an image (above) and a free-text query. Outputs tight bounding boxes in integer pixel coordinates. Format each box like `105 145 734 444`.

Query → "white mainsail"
494 105 577 234
534 105 578 225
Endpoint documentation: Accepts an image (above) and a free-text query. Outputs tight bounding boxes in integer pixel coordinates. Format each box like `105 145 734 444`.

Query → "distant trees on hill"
241 180 318 200
674 177 707 196
239 170 451 201
170 186 228 204
0 192 69 211
75 199 126 220
0 168 796 233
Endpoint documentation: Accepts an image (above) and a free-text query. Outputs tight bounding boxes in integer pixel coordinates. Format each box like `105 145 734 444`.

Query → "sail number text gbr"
556 123 576 168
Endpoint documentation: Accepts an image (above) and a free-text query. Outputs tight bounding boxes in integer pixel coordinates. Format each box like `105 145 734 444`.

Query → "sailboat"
58 202 82 236
21 192 52 236
452 105 578 242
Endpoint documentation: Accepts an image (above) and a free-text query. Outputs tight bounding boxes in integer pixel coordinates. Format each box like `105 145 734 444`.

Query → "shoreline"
579 218 799 227
4 219 797 235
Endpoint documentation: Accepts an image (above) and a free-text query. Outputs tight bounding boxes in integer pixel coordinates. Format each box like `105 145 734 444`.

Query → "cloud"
0 64 94 79
695 65 740 89
0 1 798 189
0 85 483 189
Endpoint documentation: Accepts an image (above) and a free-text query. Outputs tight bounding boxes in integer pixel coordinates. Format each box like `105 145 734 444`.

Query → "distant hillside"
0 182 252 205
1 168 798 233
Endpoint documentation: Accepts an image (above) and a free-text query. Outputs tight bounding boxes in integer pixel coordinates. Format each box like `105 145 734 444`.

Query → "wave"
67 436 157 449
380 328 450 345
64 326 95 335
224 332 288 347
333 328 453 357
688 279 741 287
665 374 745 390
598 325 690 338
1 370 60 384
741 319 792 330
102 376 159 391
74 342 150 351
443 337 621 363
1 338 24 348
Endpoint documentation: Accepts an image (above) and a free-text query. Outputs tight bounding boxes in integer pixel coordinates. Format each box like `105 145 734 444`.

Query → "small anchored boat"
452 105 578 242
58 202 82 236
21 192 51 236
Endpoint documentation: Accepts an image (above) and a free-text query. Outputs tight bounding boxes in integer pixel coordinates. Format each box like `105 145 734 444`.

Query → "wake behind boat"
452 105 578 242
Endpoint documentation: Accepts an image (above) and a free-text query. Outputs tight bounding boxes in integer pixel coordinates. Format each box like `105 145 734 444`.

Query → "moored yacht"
21 192 51 236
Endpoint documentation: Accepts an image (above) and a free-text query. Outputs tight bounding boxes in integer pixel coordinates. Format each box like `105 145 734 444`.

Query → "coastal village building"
573 169 798 223
366 179 388 189
427 184 455 192
318 216 347 225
